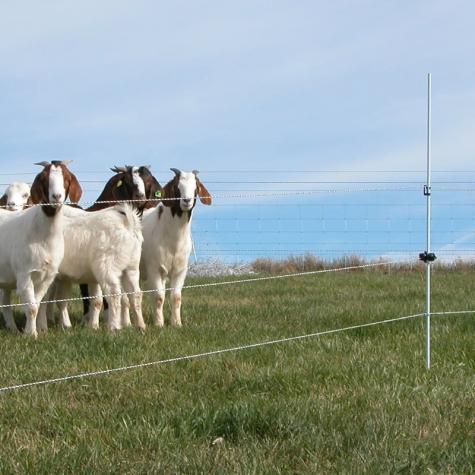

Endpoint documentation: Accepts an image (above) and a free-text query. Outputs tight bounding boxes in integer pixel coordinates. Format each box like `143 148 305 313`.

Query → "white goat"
0 182 31 225
140 169 211 327
0 161 82 337
37 203 145 332
0 181 31 211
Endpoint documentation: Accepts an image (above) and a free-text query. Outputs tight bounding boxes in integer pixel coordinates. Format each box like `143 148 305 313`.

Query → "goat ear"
67 171 82 203
30 172 47 204
161 179 176 207
196 178 212 205
0 194 7 208
26 195 34 207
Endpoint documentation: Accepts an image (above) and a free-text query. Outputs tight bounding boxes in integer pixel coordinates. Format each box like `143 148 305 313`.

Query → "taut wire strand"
0 261 399 309
0 312 425 394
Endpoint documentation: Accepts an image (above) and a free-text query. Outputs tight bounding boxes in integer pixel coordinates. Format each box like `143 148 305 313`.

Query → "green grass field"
0 267 473 474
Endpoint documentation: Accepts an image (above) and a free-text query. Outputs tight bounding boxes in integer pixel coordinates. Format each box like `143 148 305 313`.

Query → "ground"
0 266 473 473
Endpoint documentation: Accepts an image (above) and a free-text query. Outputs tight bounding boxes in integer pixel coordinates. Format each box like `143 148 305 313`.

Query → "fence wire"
1 309 472 394
0 311 425 394
0 261 398 309
0 171 473 393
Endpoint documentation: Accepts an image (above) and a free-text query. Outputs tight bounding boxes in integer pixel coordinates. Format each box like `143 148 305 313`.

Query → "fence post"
424 73 433 369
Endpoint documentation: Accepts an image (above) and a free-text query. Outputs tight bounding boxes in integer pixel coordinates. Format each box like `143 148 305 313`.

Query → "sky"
1 1 474 262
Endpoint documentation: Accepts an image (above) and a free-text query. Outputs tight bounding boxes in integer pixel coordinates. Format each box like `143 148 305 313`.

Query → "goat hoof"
23 331 38 339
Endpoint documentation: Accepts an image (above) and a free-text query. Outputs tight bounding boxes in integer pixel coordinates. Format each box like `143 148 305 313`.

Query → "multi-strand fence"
0 77 474 391
0 168 473 393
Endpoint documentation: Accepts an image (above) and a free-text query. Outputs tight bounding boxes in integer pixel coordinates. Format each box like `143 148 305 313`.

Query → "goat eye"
23 193 29 198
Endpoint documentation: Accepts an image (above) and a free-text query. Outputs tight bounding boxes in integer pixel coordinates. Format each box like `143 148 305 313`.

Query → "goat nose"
53 193 63 202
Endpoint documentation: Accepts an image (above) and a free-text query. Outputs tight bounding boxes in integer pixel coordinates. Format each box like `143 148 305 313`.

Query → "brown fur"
161 172 211 220
61 164 82 204
196 177 212 205
162 174 212 208
139 166 163 210
161 175 180 209
30 162 82 216
0 194 7 209
87 166 161 212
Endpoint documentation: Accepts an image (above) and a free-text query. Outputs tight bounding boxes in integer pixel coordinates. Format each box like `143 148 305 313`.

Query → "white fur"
1 182 30 211
0 208 22 225
132 167 146 199
48 165 65 203
140 172 202 327
37 204 145 332
0 205 65 337
176 171 198 211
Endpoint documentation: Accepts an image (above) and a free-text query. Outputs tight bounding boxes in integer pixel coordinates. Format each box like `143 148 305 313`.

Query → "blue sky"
1 1 474 262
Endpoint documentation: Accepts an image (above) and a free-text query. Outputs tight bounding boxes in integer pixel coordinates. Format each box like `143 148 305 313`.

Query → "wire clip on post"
419 251 437 263
423 185 431 196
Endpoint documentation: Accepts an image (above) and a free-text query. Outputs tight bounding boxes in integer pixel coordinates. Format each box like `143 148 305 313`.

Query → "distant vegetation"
251 253 474 274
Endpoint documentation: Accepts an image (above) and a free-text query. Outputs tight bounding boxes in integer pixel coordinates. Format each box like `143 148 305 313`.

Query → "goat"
140 168 211 327
37 203 145 332
86 165 161 212
0 161 82 336
79 165 162 321
0 182 32 225
0 182 31 211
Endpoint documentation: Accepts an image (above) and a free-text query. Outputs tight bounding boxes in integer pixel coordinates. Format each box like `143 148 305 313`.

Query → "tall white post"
425 73 432 369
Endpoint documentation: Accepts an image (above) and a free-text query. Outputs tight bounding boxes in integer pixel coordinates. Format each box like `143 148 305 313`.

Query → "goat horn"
34 161 51 167
60 160 73 166
111 166 127 174
170 168 181 176
192 169 200 176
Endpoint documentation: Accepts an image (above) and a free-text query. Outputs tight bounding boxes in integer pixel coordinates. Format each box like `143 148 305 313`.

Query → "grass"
0 266 473 474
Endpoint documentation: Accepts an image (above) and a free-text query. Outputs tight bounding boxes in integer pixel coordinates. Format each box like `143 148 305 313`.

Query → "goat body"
38 204 145 331
0 161 80 337
140 170 211 327
79 165 162 317
141 205 192 327
0 209 22 226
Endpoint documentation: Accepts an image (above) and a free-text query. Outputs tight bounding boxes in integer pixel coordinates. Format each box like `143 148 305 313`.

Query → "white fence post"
423 73 433 370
